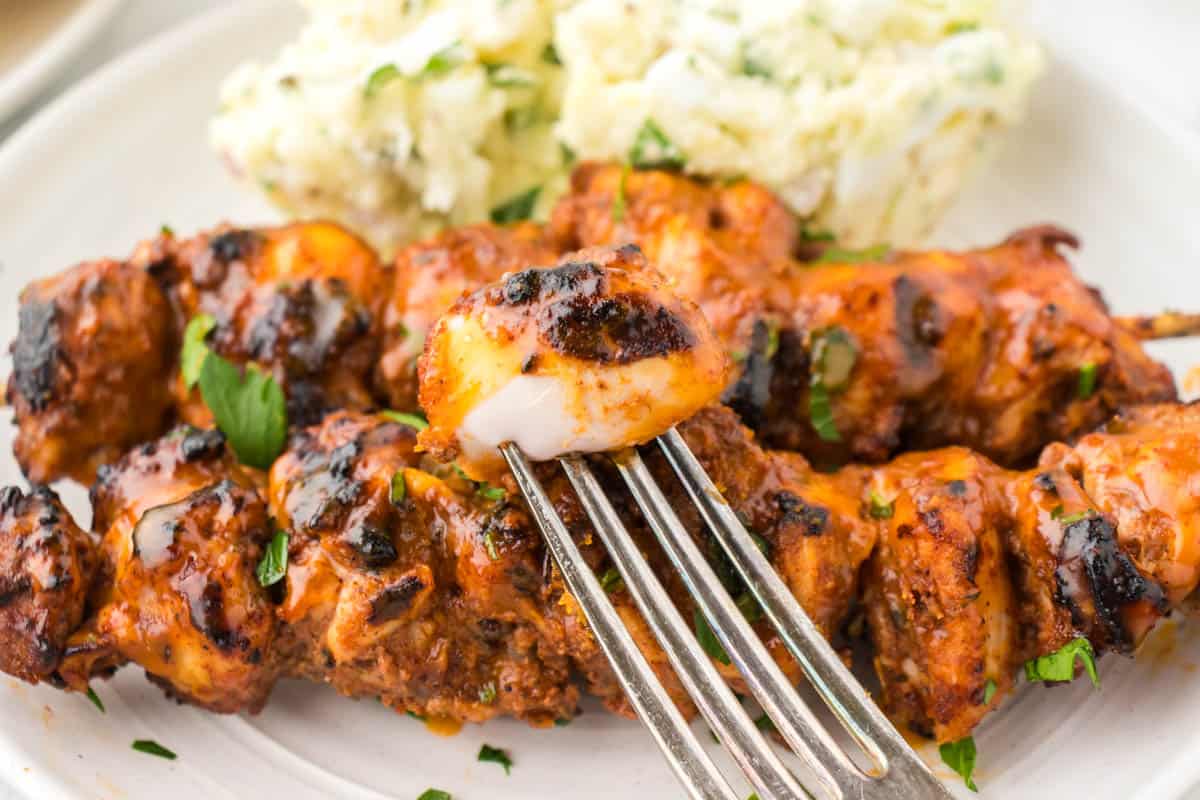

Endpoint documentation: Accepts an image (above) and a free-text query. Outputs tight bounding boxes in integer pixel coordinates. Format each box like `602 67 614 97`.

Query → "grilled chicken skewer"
8 169 1183 487
1 253 1195 750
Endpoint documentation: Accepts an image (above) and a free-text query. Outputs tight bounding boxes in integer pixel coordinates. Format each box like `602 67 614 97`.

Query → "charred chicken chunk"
144 222 389 429
418 246 730 481
550 165 1176 465
0 487 97 683
55 427 279 713
8 259 176 484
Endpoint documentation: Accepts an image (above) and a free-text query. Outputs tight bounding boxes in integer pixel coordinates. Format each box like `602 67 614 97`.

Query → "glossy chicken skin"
55 428 279 713
139 222 388 429
549 164 1177 465
8 259 176 484
7 222 389 485
377 222 559 410
0 486 97 683
419 245 730 481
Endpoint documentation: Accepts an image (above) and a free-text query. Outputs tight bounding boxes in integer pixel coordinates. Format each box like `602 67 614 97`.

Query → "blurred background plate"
0 0 125 122
0 1 1197 798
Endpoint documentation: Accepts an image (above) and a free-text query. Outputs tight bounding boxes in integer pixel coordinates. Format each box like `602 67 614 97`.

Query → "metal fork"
501 429 955 800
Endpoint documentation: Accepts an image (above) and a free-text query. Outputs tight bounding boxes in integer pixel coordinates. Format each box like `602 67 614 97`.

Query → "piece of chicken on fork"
418 243 730 482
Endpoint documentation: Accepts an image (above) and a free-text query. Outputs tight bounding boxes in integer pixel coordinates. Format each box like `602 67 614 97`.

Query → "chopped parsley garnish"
694 609 730 665
542 43 562 65
485 63 538 88
479 682 498 704
939 736 977 792
806 326 857 442
256 531 289 587
406 710 425 720
160 224 175 237
813 243 891 264
198 355 287 469
181 314 216 389
1024 637 1099 688
418 790 452 800
483 531 501 561
490 186 541 224
381 410 429 431
629 119 686 170
477 744 513 775
740 43 772 79
753 713 775 733
868 490 894 520
132 739 177 760
763 320 781 361
421 43 464 78
808 383 840 443
811 326 857 390
390 470 408 504
85 686 105 713
477 484 506 502
598 567 624 593
748 531 770 558
553 717 571 727
800 228 836 243
364 64 402 98
1077 362 1098 399
612 164 629 222
982 678 997 705
735 592 763 623
1050 505 1090 526
948 21 980 34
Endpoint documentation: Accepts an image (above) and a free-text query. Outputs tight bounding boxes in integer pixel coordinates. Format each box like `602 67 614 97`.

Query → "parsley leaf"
1024 637 1099 688
612 164 629 222
483 531 500 561
808 382 841 442
477 484 506 502
198 353 287 469
813 244 891 264
490 186 541 224
598 567 624 593
939 736 978 792
1050 505 1090 526
982 678 997 705
485 63 538 88
256 531 289 587
1077 362 1098 399
421 43 464 78
181 314 216 389
418 790 452 800
629 119 686 170
542 43 562 65
364 64 402 98
812 326 857 390
391 470 408 505
694 609 730 665
381 410 429 431
868 490 894 520
479 682 497 704
85 686 105 713
160 224 175 237
753 713 776 733
132 739 177 760
478 744 513 775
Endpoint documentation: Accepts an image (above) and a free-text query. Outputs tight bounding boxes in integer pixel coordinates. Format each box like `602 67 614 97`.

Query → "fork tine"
561 456 811 800
500 443 738 800
657 427 955 799
616 449 856 800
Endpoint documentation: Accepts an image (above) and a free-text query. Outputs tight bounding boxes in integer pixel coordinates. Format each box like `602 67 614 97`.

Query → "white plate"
0 0 125 123
0 2 1199 798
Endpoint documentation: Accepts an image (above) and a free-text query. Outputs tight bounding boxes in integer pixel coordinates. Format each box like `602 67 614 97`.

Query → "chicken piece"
862 425 1174 743
0 487 97 683
54 427 280 713
268 411 580 725
1038 403 1200 606
377 222 559 410
7 259 176 484
143 222 389 428
419 245 730 481
550 165 1177 466
6 222 390 487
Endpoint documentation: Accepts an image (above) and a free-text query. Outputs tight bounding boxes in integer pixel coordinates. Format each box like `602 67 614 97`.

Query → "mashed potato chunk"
212 0 1042 252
